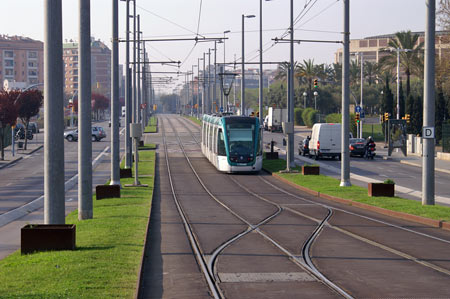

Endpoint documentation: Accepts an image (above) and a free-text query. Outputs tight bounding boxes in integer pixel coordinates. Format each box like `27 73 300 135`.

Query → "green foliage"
410 94 423 135
435 87 447 141
384 179 395 184
294 108 304 125
301 108 319 128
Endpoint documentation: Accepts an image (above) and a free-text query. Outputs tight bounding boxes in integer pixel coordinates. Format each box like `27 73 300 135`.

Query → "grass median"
0 149 155 298
185 115 202 126
263 157 450 222
144 116 157 133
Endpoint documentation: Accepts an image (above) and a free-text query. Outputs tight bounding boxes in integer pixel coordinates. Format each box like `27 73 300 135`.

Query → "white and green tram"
201 115 263 173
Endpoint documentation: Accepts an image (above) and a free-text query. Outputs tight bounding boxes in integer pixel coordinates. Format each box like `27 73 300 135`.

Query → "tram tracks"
175 115 450 294
163 115 354 298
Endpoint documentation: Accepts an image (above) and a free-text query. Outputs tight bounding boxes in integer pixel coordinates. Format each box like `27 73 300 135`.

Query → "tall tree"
0 92 18 160
381 77 394 117
436 87 447 142
16 89 43 150
406 94 415 134
379 30 424 98
295 59 318 106
411 95 423 136
398 79 405 118
349 60 360 87
363 61 379 85
438 0 450 30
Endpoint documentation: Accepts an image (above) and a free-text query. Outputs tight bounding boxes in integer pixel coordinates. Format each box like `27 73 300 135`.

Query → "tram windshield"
227 123 255 156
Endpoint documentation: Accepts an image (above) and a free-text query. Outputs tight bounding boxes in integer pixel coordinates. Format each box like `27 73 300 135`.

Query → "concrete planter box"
139 140 144 147
368 183 395 197
265 152 279 160
302 166 320 175
120 168 132 178
21 224 76 254
96 185 121 200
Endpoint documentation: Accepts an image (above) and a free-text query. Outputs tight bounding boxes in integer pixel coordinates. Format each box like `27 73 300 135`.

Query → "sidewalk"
0 135 44 169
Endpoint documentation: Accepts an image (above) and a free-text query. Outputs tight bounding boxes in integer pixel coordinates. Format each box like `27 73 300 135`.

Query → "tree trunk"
24 121 29 150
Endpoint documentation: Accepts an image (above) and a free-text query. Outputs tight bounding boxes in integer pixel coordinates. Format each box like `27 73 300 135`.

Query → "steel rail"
175 116 354 298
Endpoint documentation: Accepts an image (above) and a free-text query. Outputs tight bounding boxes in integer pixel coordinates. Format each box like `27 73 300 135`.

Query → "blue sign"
220 107 224 112
355 105 361 113
360 111 365 118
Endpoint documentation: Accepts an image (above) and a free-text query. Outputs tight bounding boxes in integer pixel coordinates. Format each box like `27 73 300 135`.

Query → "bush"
294 108 304 125
302 108 319 128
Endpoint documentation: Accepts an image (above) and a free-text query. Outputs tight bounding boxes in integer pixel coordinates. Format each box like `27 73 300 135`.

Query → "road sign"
355 105 361 113
423 126 435 139
360 111 365 118
220 107 223 112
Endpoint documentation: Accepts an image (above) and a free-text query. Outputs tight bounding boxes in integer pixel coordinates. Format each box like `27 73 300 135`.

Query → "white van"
309 123 341 160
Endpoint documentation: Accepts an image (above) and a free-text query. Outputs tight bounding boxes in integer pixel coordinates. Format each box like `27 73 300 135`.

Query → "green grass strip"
144 116 157 133
263 158 450 222
0 150 156 298
185 116 202 126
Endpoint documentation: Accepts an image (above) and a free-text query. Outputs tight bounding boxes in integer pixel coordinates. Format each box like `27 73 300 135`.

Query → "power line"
196 0 203 38
137 5 205 38
296 0 341 30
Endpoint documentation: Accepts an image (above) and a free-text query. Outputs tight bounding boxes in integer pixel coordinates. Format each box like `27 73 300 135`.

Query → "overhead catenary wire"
196 0 203 39
296 0 341 30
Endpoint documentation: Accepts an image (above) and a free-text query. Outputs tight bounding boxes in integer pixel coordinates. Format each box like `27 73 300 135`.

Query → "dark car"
349 138 366 157
298 138 310 156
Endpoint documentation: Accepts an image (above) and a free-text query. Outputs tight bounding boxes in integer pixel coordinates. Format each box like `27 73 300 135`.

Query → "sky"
0 0 433 93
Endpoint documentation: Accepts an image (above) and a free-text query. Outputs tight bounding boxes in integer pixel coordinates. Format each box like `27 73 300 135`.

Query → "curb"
135 151 157 299
0 157 23 170
268 170 449 232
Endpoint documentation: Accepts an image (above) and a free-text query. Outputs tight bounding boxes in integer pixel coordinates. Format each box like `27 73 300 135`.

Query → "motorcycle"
14 128 33 141
364 144 376 160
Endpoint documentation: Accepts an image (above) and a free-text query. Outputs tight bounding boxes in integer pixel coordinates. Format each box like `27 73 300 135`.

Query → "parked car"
298 137 310 156
28 122 39 133
64 126 107 142
349 138 366 157
309 123 341 160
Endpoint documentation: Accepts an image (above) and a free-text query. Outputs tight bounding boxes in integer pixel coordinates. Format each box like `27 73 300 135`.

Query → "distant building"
0 35 44 86
63 38 111 97
3 79 27 91
334 31 450 64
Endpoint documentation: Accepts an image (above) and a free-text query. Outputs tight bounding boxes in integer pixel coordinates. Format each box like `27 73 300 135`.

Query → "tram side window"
209 124 213 150
213 126 218 154
218 129 226 156
257 128 262 155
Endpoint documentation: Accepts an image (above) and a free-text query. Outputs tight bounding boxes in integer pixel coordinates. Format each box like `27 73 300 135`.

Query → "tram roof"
202 114 259 125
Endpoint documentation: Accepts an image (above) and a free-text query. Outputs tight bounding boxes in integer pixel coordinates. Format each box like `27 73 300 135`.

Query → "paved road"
0 121 124 260
264 127 450 206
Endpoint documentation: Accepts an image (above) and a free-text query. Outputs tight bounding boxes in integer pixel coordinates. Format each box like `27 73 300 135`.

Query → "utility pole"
422 0 435 205
241 15 245 116
202 53 206 116
78 0 93 219
287 0 295 170
198 57 202 119
214 42 217 113
360 52 364 138
124 0 132 169
234 54 237 111
137 15 141 124
110 0 120 187
207 49 211 114
340 0 351 187
132 0 137 123
44 0 65 224
259 0 264 126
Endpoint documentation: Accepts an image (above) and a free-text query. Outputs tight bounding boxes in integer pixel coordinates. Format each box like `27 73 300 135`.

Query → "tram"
201 114 263 173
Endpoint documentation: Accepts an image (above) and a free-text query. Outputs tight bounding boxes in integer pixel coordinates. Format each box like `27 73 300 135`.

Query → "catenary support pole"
287 0 295 169
259 0 264 126
214 42 217 113
110 0 120 187
241 14 245 116
422 0 435 205
202 53 206 116
44 0 65 224
78 0 93 219
132 0 137 123
137 15 141 125
340 0 351 187
207 49 211 114
124 0 132 169
360 53 364 138
396 49 400 119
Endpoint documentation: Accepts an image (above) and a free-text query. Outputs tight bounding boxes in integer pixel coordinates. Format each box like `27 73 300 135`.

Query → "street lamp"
313 91 318 110
241 14 255 116
303 91 307 108
259 0 273 125
390 47 411 119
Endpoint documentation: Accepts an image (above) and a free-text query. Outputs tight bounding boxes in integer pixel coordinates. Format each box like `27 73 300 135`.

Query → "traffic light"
380 114 385 123
313 79 318 88
405 114 411 124
355 112 360 123
384 112 389 122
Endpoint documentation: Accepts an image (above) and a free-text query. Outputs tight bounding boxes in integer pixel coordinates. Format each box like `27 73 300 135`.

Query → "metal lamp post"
313 91 318 110
303 91 307 108
241 14 255 116
391 47 411 119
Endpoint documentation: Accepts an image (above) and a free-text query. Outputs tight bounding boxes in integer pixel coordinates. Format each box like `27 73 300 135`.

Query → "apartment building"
0 35 44 86
63 38 111 97
334 31 450 64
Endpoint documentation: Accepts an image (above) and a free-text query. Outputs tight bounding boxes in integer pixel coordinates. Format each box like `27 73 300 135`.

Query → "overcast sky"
0 1 434 93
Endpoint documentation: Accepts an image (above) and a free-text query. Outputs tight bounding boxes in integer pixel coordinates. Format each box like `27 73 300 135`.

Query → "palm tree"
363 61 380 85
295 59 319 106
379 30 424 97
349 60 360 86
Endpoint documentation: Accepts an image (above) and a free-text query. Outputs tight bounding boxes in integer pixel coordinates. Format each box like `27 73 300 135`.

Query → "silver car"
64 126 107 142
